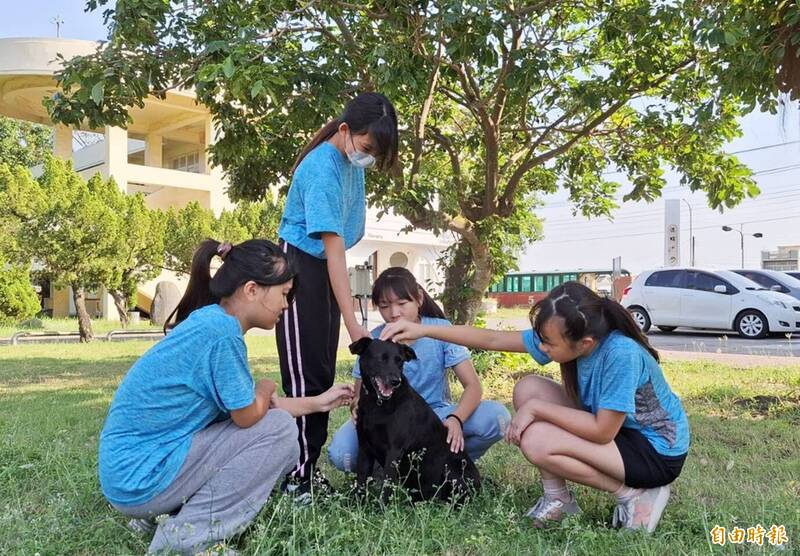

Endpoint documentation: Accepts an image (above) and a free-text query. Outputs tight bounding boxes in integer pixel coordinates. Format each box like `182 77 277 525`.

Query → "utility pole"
722 225 763 268
51 16 64 38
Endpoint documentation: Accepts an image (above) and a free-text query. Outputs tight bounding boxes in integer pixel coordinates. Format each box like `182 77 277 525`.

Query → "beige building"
761 245 800 271
0 37 451 320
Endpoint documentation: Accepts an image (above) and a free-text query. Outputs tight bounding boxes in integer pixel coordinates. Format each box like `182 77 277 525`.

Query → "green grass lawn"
0 317 161 338
1 339 797 555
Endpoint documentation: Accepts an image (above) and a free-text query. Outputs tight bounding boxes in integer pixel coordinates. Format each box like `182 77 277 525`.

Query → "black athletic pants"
276 240 341 480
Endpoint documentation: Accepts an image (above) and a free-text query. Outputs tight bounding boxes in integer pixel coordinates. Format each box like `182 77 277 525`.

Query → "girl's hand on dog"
379 319 423 343
444 417 465 453
316 384 355 412
505 411 535 446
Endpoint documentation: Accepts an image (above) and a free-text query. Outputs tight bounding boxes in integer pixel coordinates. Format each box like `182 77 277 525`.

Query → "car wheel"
628 306 651 333
735 310 769 339
657 326 677 333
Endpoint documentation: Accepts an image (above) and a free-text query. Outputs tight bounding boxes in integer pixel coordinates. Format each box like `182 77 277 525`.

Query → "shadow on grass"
685 383 800 422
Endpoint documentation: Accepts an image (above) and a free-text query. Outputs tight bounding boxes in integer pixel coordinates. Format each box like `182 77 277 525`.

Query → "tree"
49 1 762 323
163 201 216 275
0 116 52 169
98 179 166 327
696 1 800 107
163 198 284 275
0 256 40 324
0 158 124 341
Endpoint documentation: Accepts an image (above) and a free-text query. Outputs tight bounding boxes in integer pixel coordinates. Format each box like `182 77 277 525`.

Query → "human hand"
316 383 355 412
444 416 465 453
256 379 277 400
379 319 424 343
505 410 535 446
347 321 372 343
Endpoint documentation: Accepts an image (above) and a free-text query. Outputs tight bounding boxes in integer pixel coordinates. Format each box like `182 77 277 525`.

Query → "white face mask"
347 132 376 169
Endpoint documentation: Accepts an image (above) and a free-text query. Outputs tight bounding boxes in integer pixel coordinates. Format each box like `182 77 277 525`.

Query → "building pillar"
104 125 128 192
53 125 72 160
204 116 232 216
144 134 163 167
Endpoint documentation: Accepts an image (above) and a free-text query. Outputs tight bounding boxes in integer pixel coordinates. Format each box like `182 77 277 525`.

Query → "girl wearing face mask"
98 239 353 555
277 92 399 498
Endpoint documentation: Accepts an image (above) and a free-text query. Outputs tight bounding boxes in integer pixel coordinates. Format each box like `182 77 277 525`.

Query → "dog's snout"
389 377 402 388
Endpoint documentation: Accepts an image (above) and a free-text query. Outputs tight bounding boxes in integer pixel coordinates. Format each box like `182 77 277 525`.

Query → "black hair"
293 92 399 173
165 239 296 333
371 266 446 320
529 281 659 402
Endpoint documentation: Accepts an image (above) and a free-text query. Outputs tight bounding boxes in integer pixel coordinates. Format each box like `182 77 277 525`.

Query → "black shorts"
614 427 687 489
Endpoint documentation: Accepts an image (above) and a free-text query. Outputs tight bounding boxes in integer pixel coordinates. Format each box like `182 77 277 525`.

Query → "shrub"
0 261 40 323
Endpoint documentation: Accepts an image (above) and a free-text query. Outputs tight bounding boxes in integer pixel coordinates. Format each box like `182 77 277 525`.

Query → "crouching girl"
99 239 352 555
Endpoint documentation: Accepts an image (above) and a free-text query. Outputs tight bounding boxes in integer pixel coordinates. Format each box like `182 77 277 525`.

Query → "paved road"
485 315 799 358
645 329 800 357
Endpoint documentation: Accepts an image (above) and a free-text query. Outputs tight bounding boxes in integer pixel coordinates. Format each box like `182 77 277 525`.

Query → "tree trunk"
110 290 130 328
71 284 94 343
440 239 495 325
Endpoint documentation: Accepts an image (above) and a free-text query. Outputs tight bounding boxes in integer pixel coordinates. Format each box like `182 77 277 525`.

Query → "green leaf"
222 57 235 78
250 80 264 98
91 82 104 105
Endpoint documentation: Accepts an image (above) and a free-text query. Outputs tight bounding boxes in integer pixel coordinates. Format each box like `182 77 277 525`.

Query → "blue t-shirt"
99 304 255 506
521 329 690 456
278 142 366 259
353 317 471 410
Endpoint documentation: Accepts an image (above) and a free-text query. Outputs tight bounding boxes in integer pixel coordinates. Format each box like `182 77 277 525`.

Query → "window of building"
171 152 200 173
521 275 532 292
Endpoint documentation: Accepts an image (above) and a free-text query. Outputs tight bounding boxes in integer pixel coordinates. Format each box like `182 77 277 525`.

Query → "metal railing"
4 329 165 346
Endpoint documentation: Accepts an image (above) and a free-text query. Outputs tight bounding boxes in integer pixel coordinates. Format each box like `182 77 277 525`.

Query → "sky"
2 2 799 274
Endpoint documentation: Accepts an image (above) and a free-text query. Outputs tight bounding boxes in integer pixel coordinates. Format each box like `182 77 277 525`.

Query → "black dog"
350 337 481 504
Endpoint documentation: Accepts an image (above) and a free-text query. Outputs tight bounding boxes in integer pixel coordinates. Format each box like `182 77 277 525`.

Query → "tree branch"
409 37 443 187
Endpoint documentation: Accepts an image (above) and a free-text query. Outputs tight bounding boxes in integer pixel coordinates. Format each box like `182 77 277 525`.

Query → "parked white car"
731 269 800 302
621 268 800 339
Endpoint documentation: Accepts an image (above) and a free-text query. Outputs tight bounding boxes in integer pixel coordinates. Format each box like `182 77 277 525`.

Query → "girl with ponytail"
98 239 353 554
328 267 511 472
380 281 689 534
277 92 400 495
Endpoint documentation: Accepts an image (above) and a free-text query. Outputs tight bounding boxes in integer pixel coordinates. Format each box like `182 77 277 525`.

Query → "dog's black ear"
400 344 417 361
349 337 373 355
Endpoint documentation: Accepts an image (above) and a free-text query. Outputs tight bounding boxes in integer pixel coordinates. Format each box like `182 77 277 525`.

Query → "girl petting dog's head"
371 266 445 323
167 238 296 333
530 281 658 399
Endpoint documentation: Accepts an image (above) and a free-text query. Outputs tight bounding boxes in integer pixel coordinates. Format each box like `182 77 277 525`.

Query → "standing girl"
328 267 511 472
99 239 352 555
380 282 689 533
277 92 399 495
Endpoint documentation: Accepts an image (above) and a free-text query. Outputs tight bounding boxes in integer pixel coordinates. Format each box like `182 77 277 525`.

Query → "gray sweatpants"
113 409 300 555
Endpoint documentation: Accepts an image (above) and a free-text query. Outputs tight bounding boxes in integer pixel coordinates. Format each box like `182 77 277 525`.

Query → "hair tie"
217 241 233 259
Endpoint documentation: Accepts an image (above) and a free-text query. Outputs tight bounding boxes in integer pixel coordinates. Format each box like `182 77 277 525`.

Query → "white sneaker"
525 493 581 527
612 484 671 533
127 517 156 536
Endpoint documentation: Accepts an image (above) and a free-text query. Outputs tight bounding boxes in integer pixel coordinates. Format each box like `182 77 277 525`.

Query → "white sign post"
664 199 681 267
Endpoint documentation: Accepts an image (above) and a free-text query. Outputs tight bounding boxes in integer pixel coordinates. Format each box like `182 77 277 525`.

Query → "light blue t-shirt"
353 317 471 410
99 304 255 506
521 329 690 456
278 142 366 259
